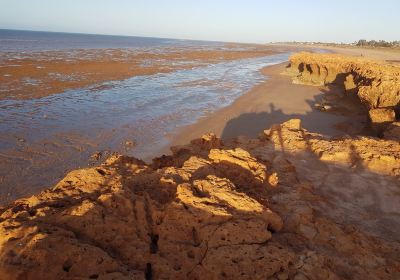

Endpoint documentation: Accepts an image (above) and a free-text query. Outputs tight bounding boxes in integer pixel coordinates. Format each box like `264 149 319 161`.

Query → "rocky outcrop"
1 121 399 280
287 52 400 134
263 119 400 176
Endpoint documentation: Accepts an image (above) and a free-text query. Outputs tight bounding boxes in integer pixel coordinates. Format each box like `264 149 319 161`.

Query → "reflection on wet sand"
0 52 291 204
0 44 285 100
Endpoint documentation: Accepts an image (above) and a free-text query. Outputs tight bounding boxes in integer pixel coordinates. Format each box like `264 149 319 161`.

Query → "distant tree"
357 39 367 46
356 39 399 48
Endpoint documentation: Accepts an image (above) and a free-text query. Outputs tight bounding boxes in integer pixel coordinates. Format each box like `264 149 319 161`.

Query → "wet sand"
0 45 284 100
0 44 380 204
0 46 295 205
1 50 399 279
167 62 368 151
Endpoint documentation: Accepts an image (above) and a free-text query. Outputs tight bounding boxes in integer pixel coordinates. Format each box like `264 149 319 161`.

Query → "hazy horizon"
1 0 399 44
2 28 398 46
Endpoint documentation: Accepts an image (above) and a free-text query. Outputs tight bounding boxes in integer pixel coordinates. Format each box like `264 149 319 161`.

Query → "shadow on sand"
0 84 399 279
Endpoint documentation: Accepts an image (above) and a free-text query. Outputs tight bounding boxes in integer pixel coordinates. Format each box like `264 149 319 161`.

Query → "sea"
0 29 291 203
0 29 223 51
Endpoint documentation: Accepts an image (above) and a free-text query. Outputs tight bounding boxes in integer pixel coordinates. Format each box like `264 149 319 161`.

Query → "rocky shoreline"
287 52 400 137
1 118 399 279
0 53 399 279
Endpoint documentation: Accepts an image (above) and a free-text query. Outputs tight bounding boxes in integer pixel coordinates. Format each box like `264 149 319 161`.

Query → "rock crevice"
1 124 399 279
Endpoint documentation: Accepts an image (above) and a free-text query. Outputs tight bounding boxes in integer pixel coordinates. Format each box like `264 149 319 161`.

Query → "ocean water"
0 29 292 202
0 29 223 51
0 30 291 160
0 53 291 157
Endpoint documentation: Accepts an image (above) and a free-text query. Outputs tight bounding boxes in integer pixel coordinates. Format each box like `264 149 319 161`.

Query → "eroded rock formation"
1 120 399 279
287 52 400 134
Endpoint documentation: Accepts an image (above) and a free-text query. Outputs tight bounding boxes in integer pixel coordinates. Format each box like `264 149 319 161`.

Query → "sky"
0 0 399 43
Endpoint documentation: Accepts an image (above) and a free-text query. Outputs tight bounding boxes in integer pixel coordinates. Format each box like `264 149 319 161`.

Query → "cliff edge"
1 52 400 279
287 52 400 136
1 120 399 279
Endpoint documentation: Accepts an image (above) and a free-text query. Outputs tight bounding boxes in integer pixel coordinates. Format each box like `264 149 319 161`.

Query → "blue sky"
0 0 399 43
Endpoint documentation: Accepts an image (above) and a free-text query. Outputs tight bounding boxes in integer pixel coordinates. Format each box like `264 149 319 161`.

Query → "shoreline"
0 48 294 204
157 61 366 158
1 51 399 279
0 45 394 203
157 44 400 158
0 45 289 100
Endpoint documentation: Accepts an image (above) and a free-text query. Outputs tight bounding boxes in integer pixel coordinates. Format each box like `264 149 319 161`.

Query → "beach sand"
273 43 400 64
163 44 399 154
0 45 296 204
1 50 399 279
319 45 400 64
165 62 367 154
0 44 394 203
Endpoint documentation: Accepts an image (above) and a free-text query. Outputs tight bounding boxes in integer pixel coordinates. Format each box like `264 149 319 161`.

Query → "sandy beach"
1 49 399 279
162 44 399 153
0 44 297 204
2 1 400 278
166 61 368 153
1 44 394 203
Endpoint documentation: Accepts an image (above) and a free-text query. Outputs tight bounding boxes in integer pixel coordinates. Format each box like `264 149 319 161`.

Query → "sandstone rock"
0 138 283 279
368 108 397 134
208 148 268 185
190 132 222 150
287 52 400 128
268 172 279 187
368 108 396 123
265 120 400 176
1 126 399 279
264 119 309 152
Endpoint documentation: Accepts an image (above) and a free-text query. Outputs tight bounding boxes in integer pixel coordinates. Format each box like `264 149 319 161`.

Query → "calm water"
0 53 290 155
0 29 223 51
0 29 291 203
